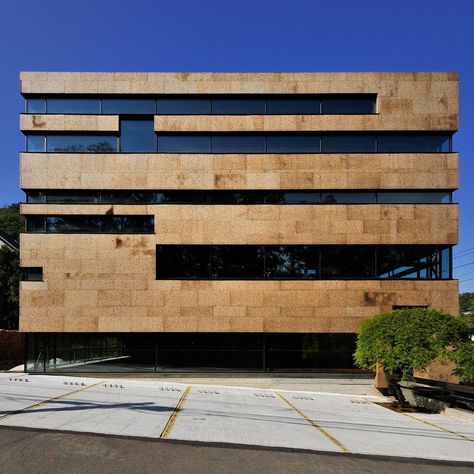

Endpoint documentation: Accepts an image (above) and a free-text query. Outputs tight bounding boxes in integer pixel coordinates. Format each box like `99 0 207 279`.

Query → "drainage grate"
159 386 182 392
104 384 124 389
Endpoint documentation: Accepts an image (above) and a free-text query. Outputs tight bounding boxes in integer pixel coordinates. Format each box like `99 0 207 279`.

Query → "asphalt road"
0 426 472 474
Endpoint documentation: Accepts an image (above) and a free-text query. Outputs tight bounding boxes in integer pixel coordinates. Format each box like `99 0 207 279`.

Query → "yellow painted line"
367 400 473 443
275 392 350 453
400 412 473 442
0 381 102 422
160 386 191 439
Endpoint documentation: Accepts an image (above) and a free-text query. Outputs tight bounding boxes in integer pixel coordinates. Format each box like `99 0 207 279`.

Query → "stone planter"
399 382 449 413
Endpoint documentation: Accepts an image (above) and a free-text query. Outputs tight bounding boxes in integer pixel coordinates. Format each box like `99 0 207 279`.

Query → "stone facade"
19 72 459 335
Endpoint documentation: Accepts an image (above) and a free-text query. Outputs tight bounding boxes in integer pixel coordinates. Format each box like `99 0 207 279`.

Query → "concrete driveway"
0 375 472 463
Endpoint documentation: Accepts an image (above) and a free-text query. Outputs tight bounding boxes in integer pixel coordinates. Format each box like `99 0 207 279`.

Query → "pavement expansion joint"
0 381 102 422
274 391 350 453
160 386 192 439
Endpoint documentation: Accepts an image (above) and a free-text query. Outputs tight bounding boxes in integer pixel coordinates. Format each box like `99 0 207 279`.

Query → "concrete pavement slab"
408 412 474 441
168 386 343 452
0 375 100 416
0 380 186 438
281 391 474 463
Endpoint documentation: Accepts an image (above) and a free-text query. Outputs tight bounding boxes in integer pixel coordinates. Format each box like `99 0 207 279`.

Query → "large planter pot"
399 382 449 413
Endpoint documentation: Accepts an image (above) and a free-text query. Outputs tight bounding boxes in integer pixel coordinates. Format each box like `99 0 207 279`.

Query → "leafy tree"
0 203 24 240
354 308 468 382
0 246 20 329
459 292 474 314
454 342 474 383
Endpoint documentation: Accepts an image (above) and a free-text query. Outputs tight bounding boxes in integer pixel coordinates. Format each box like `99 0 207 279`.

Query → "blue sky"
0 0 473 291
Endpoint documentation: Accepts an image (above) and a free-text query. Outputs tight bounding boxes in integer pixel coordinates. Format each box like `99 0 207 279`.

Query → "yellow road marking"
400 412 473 442
367 400 473 442
275 392 350 453
160 386 191 439
0 381 102 422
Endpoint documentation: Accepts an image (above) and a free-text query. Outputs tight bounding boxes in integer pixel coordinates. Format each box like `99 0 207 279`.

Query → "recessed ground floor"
25 333 357 373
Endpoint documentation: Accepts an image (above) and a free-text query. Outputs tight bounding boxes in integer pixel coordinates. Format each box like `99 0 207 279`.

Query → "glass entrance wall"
25 333 358 373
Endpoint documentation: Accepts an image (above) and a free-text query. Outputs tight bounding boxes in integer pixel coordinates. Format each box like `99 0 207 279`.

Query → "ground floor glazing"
25 333 358 373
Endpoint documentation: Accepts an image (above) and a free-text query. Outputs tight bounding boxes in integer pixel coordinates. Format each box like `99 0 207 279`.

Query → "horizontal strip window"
26 333 358 372
156 133 452 154
21 267 43 281
156 245 452 280
26 135 118 153
25 215 154 234
25 94 376 116
24 132 452 154
24 190 453 205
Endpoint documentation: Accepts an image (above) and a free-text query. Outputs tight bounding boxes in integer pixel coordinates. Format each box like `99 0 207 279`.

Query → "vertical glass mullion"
318 247 322 279
375 135 378 153
374 247 378 279
263 246 267 280
44 135 47 152
209 246 213 279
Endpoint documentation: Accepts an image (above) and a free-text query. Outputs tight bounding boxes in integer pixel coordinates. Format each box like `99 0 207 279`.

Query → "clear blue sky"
0 0 473 291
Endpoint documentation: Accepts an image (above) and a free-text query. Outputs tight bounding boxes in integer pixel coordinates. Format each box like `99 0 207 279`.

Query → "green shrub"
355 308 468 382
454 342 474 383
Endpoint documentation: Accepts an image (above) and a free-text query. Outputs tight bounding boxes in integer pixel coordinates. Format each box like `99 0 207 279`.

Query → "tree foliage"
454 342 474 383
459 292 474 314
354 308 469 381
0 246 20 330
0 203 24 240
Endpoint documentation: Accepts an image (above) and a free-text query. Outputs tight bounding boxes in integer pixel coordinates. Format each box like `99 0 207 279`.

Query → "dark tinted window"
46 192 100 204
157 135 211 153
377 134 451 153
155 245 451 280
322 192 376 204
376 246 444 279
211 246 264 279
47 135 117 152
102 99 156 114
157 99 211 115
26 216 46 232
120 119 155 152
156 245 210 279
267 135 321 153
322 97 375 114
377 192 451 204
267 333 356 369
46 216 101 233
26 135 45 152
441 248 451 279
265 246 318 278
210 191 265 204
212 135 266 153
21 267 43 281
101 216 155 233
101 191 157 204
27 99 46 113
266 99 320 115
212 99 266 115
321 246 375 278
25 191 45 204
26 215 154 234
279 192 320 204
47 99 100 114
321 135 376 153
